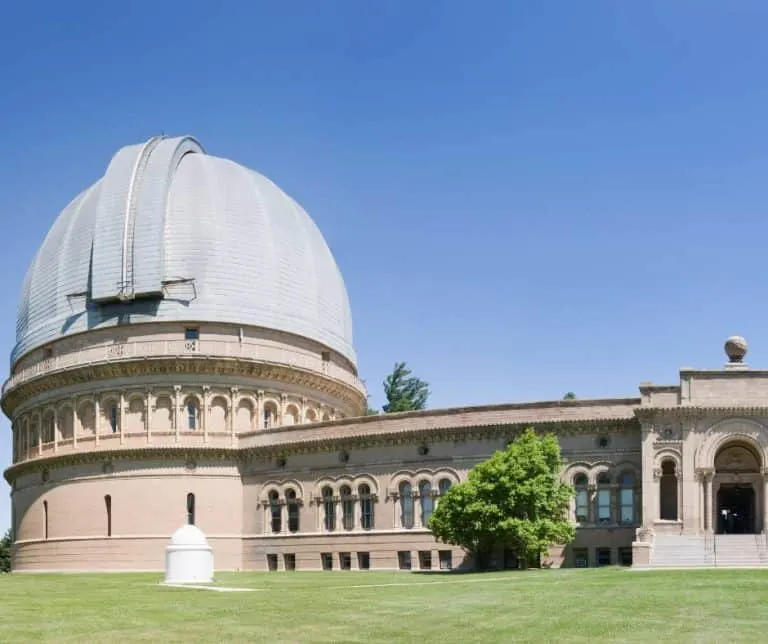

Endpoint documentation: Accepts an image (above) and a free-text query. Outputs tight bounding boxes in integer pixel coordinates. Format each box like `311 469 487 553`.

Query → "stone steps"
642 533 768 569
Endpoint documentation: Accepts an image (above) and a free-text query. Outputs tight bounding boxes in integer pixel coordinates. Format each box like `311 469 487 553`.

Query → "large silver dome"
14 135 356 366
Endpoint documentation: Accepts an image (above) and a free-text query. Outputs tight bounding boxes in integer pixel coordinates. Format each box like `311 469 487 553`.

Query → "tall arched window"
186 493 195 525
187 401 198 430
595 473 612 524
105 495 112 537
286 489 300 533
619 472 635 524
43 500 48 540
340 485 354 531
419 481 434 526
399 482 414 529
359 484 374 530
269 490 281 533
322 486 335 532
659 460 678 520
574 473 589 522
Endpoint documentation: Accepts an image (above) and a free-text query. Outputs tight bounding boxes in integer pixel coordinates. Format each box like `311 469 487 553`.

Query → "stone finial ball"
725 335 748 362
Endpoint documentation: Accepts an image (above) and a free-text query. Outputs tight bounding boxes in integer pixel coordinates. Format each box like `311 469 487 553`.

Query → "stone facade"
7 313 768 572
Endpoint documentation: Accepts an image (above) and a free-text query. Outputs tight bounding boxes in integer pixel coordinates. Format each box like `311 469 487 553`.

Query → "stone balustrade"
3 337 366 397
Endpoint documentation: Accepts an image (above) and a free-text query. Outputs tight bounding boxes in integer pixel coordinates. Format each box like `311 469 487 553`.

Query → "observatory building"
6 136 768 571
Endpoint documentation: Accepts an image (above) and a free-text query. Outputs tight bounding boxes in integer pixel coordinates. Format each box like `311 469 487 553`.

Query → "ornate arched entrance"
714 442 761 534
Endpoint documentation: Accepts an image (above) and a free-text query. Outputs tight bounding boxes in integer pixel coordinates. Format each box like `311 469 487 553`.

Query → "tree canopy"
0 530 11 573
562 392 577 400
382 362 429 413
428 428 575 569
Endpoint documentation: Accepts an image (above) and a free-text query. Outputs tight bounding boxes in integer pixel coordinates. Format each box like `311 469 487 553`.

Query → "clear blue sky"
2 1 768 530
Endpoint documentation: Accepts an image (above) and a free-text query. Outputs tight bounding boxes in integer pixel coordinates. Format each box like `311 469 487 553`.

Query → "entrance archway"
714 442 762 534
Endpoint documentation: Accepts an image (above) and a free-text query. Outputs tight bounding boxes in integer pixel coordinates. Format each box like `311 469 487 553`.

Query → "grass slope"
0 568 765 642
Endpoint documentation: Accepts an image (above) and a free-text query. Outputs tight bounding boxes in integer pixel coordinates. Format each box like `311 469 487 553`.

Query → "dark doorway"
717 485 755 534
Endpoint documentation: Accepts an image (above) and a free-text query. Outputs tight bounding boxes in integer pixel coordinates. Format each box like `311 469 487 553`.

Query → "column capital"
173 385 182 394
695 467 715 481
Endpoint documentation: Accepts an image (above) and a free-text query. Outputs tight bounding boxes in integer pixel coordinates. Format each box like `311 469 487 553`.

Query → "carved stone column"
652 468 662 522
53 408 59 453
761 468 768 533
94 396 100 446
256 390 264 429
229 387 238 445
704 469 714 532
202 385 210 443
119 391 126 445
72 397 79 447
145 387 153 444
173 385 181 443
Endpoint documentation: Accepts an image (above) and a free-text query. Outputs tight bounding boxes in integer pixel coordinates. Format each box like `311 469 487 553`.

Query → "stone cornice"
635 405 768 420
1 357 366 417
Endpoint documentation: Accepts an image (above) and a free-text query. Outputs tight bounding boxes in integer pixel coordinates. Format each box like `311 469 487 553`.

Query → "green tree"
563 392 577 400
382 362 429 413
0 529 11 573
429 428 575 569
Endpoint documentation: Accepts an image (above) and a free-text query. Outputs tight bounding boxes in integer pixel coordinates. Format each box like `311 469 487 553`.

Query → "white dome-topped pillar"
164 524 214 584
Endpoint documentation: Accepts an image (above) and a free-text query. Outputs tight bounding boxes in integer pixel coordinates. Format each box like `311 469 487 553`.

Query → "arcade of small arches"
255 470 460 535
11 386 343 463
569 464 641 526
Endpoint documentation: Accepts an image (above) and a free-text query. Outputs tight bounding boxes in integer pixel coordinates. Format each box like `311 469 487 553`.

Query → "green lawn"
0 568 765 642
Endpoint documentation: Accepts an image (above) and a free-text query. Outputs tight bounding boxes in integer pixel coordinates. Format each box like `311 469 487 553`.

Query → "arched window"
660 460 678 520
186 493 195 525
187 400 198 430
595 473 612 524
322 486 335 531
359 484 374 530
399 482 414 529
574 473 589 522
419 481 434 526
438 479 452 496
619 472 635 524
105 495 112 537
269 490 281 533
43 500 48 540
109 405 118 433
340 485 354 530
286 489 300 533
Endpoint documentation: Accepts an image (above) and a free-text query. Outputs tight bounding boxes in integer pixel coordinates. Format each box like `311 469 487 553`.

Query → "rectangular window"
284 553 296 571
573 548 589 568
397 551 412 570
439 550 452 570
596 547 611 567
321 553 333 571
266 554 278 571
597 489 611 523
618 547 633 566
43 500 48 540
418 551 432 570
339 552 352 570
184 328 199 341
357 552 370 570
321 351 331 362
620 489 634 523
360 498 373 530
575 489 589 522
